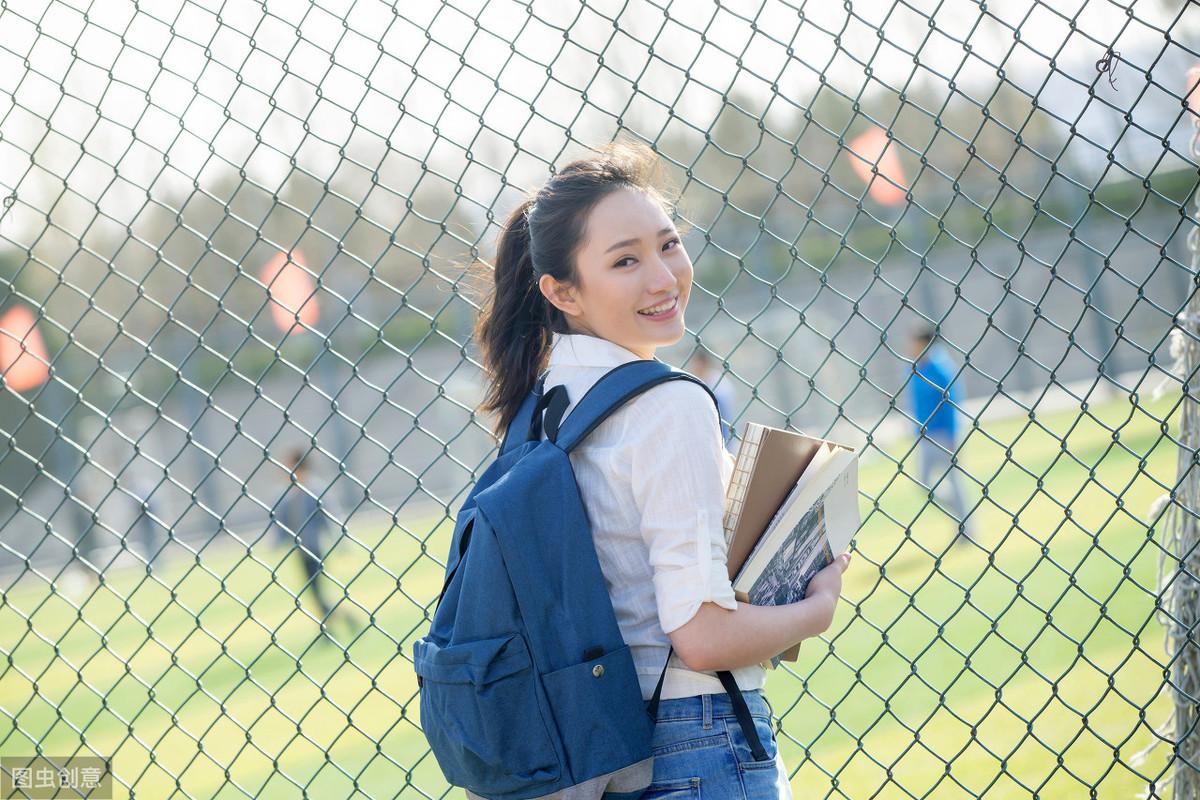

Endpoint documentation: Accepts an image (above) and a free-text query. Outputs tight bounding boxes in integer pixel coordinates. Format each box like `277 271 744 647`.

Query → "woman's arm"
624 380 852 673
669 552 851 672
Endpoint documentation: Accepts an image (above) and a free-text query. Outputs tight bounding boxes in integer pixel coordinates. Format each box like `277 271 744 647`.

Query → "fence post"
1162 77 1200 799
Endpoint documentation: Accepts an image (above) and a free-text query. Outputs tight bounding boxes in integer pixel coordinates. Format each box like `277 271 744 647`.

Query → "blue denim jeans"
641 690 794 799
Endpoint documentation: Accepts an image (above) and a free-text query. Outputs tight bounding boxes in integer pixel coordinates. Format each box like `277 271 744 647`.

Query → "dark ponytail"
474 198 555 437
473 138 684 438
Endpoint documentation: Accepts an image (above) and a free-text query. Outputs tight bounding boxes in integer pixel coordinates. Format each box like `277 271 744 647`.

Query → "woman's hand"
801 552 852 633
670 553 854 672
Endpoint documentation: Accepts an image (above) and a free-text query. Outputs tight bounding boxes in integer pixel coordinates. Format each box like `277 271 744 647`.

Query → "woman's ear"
539 273 581 319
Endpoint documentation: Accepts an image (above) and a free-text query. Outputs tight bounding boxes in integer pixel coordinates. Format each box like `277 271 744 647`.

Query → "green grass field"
0 387 1184 798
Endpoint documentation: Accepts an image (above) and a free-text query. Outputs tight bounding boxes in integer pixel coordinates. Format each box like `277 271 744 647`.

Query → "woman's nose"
646 257 678 292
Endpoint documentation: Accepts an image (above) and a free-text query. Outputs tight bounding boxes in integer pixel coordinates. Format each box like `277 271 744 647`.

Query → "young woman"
473 139 851 799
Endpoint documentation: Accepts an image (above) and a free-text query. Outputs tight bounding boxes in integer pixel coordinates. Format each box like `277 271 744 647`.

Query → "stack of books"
723 423 860 667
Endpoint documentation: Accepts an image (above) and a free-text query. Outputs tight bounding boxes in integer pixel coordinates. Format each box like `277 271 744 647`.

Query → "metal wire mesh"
1 0 1199 797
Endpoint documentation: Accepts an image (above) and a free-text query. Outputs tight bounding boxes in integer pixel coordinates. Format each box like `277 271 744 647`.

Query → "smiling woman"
471 137 694 436
536 187 692 360
425 138 851 800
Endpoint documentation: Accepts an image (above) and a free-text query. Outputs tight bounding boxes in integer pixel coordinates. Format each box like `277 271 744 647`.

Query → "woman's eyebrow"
604 227 674 253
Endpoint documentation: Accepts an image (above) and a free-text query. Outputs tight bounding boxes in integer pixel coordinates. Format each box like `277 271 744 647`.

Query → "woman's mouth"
637 296 679 321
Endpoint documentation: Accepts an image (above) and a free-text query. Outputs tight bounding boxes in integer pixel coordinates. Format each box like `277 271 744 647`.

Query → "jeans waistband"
646 689 771 722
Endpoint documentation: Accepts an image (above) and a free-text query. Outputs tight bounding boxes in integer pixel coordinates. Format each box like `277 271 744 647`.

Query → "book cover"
723 425 824 580
728 436 859 668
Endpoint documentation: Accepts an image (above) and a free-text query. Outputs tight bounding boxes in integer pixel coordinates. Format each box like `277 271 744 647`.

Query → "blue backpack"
412 360 770 800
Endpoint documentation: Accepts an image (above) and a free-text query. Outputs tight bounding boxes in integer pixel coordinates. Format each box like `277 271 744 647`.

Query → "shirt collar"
548 333 649 369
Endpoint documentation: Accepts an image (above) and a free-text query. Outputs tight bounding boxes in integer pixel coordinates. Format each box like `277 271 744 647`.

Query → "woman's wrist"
795 592 838 638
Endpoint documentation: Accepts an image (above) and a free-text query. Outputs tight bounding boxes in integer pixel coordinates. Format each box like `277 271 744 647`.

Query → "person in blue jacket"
907 325 975 544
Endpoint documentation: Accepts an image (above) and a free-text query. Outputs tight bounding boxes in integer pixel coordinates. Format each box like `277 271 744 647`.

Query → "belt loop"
702 694 712 729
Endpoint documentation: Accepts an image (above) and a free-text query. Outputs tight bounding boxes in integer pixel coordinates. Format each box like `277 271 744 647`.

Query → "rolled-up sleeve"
627 380 739 634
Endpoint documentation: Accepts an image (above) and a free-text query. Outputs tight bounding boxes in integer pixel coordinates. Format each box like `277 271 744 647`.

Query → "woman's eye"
615 239 680 267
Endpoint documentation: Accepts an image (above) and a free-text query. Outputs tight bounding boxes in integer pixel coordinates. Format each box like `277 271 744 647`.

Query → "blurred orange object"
0 304 49 392
848 127 908 206
262 250 319 335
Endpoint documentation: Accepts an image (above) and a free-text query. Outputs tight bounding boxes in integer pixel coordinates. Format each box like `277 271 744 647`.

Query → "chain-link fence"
2 0 1199 797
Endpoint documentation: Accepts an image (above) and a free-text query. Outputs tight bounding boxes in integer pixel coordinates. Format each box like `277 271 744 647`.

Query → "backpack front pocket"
541 644 653 779
413 633 561 795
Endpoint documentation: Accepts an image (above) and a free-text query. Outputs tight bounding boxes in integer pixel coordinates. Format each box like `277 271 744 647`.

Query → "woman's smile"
637 295 680 321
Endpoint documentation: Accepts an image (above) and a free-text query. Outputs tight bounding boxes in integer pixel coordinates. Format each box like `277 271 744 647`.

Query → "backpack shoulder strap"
555 360 719 454
498 371 550 457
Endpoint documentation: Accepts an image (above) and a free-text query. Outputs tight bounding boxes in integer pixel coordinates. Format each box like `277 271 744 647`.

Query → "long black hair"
473 138 684 437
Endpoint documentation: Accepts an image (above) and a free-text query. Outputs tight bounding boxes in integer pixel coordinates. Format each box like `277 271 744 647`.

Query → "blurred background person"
907 325 975 545
691 347 737 453
275 448 355 635
128 472 161 568
63 478 105 600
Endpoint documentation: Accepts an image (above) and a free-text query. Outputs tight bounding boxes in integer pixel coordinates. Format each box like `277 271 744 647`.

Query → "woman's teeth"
638 298 677 316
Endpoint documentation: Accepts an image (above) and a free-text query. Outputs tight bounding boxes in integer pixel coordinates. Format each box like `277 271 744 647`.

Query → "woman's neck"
560 330 656 360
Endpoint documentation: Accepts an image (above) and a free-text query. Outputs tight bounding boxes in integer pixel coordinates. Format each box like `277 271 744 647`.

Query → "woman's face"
539 187 692 359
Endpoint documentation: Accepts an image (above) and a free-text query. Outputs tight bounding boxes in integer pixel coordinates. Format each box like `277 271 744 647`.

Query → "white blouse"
540 333 767 701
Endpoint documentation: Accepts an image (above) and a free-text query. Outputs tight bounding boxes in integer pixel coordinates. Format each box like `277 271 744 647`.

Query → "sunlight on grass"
0 389 1185 798
771 388 1180 798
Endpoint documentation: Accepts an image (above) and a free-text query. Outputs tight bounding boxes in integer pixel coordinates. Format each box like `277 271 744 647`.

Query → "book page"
731 445 859 670
744 498 836 606
724 428 825 580
738 443 834 575
823 454 860 556
739 463 857 612
733 447 857 590
723 423 766 549
769 442 832 528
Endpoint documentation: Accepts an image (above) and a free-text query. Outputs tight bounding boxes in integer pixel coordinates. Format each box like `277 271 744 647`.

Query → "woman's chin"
644 319 685 348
